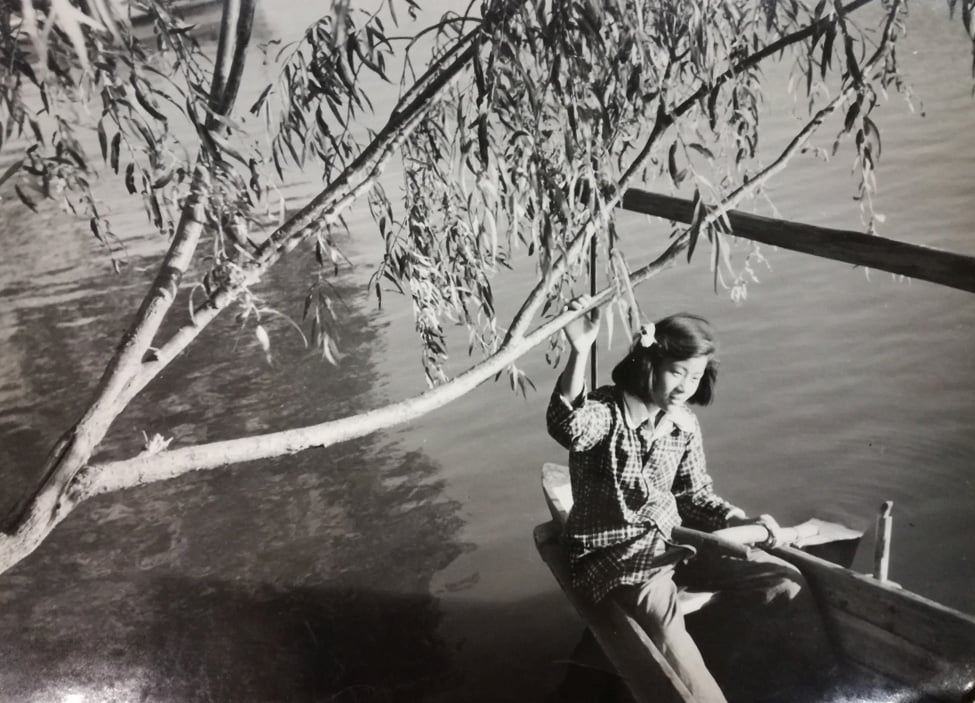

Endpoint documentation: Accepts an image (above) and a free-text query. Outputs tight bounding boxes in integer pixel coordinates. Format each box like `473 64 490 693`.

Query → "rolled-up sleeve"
672 430 742 531
546 385 613 453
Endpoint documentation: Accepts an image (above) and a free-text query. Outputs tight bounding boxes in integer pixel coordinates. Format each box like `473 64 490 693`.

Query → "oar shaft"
675 520 824 558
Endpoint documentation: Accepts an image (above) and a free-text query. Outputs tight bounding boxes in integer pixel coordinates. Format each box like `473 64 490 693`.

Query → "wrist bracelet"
756 513 782 548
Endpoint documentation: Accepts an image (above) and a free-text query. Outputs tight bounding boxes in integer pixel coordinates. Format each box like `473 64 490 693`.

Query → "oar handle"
674 521 823 559
713 521 820 546
672 526 752 559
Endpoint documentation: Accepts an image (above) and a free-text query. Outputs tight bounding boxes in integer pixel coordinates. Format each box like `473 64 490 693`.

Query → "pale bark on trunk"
0 0 252 535
0 9 484 572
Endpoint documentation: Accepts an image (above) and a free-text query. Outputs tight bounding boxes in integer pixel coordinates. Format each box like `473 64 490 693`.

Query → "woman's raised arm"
557 296 601 402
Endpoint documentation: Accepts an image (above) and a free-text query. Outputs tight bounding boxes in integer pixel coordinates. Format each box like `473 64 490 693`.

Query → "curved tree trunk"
0 4 488 572
0 239 690 575
0 0 255 535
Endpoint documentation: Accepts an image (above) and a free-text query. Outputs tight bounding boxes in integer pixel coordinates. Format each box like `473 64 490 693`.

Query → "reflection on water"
0 2 483 699
1 448 466 703
0 244 469 701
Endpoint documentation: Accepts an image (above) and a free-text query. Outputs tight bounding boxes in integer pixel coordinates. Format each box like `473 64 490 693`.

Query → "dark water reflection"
0 231 473 701
0 279 152 520
2 441 466 702
0 3 483 699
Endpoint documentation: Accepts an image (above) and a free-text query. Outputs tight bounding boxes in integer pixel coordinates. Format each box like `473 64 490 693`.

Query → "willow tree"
1 0 973 575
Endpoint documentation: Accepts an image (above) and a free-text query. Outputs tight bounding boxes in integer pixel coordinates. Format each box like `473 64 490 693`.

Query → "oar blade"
793 517 864 548
792 518 864 568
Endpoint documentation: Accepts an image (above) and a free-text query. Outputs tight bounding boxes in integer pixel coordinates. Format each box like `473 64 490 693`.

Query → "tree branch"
2 0 256 533
503 105 674 344
112 24 486 410
672 0 875 119
695 0 901 233
626 0 903 291
208 0 256 120
0 12 492 554
1 165 211 533
80 239 688 496
0 216 691 577
253 26 482 262
502 0 878 346
124 0 875 422
118 0 901 477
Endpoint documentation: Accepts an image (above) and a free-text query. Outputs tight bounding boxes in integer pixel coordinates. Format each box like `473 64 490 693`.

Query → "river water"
0 3 973 702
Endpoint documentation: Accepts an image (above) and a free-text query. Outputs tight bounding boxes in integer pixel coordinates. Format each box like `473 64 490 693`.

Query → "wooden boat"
535 462 975 703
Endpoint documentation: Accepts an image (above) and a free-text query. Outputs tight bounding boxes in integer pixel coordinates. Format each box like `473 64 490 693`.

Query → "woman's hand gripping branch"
558 296 602 403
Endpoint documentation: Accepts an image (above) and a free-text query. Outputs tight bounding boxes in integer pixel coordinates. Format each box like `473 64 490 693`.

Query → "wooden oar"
674 518 863 559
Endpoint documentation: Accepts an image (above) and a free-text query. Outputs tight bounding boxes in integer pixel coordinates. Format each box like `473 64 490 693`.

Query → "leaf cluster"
368 0 907 378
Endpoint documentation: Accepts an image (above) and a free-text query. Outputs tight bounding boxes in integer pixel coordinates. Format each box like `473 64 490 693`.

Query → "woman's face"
650 355 709 410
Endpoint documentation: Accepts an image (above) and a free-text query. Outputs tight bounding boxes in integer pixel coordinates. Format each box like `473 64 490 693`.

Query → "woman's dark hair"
610 313 719 406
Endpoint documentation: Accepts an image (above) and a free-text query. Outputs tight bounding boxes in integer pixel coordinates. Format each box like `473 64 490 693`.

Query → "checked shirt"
547 384 743 603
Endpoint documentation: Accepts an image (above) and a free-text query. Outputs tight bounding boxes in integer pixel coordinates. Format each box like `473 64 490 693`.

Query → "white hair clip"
638 323 656 348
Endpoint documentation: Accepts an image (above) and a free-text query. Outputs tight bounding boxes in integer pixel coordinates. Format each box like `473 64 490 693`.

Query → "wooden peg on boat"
873 500 893 582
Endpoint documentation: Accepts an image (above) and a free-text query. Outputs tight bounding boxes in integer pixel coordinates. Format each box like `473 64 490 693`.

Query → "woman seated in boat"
546 297 837 703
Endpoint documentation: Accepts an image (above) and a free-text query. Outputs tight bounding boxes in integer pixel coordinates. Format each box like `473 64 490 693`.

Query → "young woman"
546 297 837 703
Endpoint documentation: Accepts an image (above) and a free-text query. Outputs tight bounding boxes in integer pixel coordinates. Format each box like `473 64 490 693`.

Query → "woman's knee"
764 569 804 603
743 552 807 600
630 573 685 636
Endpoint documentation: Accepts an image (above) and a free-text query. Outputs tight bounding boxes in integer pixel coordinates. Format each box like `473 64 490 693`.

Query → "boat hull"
536 463 975 703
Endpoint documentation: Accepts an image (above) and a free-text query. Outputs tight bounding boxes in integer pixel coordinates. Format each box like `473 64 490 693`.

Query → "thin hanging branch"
113 25 487 411
503 0 881 346
678 0 903 248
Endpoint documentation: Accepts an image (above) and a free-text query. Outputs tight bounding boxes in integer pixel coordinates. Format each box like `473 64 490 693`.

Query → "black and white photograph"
1 1 973 701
